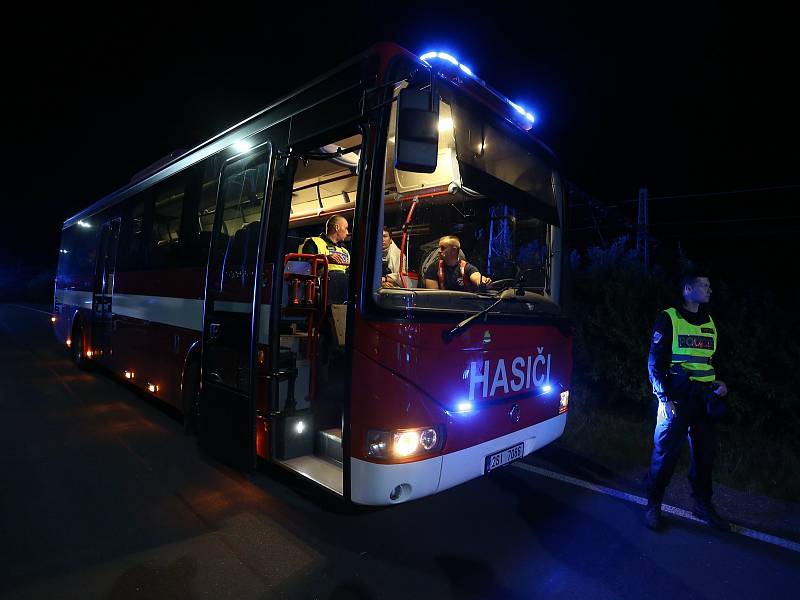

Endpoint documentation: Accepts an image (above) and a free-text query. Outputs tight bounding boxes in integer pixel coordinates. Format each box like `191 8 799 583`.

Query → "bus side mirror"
394 88 439 173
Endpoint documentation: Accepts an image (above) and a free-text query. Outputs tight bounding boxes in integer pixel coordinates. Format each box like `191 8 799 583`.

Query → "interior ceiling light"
233 139 253 153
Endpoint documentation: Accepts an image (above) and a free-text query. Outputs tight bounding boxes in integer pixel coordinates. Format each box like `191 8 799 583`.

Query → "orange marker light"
147 383 159 393
66 338 72 347
85 350 93 358
51 316 57 323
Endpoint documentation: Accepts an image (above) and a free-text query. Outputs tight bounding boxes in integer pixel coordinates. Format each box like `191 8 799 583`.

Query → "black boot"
692 501 731 532
644 502 663 531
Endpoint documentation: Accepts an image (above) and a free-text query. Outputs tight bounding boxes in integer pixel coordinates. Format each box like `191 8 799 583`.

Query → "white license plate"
484 442 525 473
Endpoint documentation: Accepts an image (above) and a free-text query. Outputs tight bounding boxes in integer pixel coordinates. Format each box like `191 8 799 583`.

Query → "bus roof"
64 43 556 228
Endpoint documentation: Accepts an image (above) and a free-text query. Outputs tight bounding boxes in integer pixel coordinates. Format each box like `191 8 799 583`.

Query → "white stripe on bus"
113 294 204 331
55 289 93 307
55 291 271 342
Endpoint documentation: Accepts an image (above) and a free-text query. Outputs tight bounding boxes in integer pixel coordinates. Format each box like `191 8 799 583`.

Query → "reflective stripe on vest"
298 236 349 272
671 354 711 364
665 307 717 383
437 259 469 290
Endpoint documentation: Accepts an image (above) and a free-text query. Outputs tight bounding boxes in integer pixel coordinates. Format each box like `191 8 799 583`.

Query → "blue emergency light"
419 50 536 125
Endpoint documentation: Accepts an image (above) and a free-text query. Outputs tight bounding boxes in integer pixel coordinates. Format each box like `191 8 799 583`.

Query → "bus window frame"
359 75 565 324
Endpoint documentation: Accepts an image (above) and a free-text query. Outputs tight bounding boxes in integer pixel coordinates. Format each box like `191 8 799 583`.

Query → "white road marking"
512 461 800 553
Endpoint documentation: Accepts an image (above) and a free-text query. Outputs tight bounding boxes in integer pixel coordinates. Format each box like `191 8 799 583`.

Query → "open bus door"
199 142 273 470
91 218 121 360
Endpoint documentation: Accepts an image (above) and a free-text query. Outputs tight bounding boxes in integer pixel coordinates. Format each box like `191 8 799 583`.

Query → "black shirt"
648 305 713 401
424 260 478 291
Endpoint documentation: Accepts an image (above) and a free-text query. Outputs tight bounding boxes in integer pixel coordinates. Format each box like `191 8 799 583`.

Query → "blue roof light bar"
419 49 536 125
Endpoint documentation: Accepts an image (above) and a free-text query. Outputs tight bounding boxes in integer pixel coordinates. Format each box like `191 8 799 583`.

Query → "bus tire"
182 360 201 435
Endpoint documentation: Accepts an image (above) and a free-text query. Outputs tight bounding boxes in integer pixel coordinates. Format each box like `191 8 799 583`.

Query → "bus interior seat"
242 220 261 265
223 221 261 276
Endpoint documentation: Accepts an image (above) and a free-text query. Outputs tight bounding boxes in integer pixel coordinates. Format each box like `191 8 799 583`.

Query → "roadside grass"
556 402 800 503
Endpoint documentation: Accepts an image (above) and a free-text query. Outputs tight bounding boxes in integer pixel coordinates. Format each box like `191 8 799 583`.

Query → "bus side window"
184 154 223 267
118 192 152 272
59 223 98 282
149 175 187 269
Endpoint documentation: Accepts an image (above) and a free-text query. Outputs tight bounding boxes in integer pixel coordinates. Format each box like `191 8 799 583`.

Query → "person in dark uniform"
644 270 730 531
423 235 491 291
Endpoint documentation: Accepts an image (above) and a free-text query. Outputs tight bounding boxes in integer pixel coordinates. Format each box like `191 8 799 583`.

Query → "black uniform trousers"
646 381 716 506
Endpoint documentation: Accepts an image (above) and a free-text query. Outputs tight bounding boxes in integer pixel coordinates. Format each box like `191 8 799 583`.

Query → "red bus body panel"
351 315 572 462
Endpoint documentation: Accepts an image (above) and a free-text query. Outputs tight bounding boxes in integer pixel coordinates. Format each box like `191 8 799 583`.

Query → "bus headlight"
366 426 443 460
419 428 438 451
366 430 390 458
394 431 419 457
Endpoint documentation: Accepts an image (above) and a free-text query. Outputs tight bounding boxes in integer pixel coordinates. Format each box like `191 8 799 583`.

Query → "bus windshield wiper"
442 288 524 342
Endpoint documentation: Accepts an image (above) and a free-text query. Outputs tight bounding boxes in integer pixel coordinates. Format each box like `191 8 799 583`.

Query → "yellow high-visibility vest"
299 236 350 272
665 307 717 383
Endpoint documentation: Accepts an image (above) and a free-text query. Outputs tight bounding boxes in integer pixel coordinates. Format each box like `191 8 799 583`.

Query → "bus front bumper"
350 411 567 505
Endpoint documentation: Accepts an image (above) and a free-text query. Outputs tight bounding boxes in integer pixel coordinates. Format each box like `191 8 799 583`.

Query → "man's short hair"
326 215 346 234
439 235 460 248
383 226 391 236
679 268 708 292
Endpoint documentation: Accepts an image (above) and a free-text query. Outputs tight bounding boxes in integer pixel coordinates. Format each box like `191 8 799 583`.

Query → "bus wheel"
71 322 88 370
182 360 200 435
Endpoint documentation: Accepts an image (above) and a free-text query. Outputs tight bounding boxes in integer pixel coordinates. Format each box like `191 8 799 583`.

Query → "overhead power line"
613 183 800 207
570 183 800 209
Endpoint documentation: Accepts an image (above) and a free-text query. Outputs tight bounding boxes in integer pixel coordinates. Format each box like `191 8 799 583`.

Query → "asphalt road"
1 303 797 599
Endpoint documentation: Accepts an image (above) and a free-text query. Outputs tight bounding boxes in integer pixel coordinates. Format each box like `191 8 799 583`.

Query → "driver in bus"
424 235 491 291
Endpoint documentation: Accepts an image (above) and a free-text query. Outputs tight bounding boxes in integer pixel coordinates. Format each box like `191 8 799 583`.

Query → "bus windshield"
375 86 563 317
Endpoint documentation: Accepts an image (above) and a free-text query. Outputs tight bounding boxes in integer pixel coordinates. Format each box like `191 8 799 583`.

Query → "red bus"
53 44 572 505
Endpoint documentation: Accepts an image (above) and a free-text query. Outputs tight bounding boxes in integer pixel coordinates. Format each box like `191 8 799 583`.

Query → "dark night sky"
5 3 799 284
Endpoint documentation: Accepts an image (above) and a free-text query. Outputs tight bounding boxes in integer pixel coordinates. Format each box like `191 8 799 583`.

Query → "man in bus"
300 215 350 303
644 270 730 532
300 215 351 270
381 226 406 288
424 235 491 291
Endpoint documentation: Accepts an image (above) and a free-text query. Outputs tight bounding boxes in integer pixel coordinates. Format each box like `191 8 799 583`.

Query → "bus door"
200 142 273 470
91 218 121 361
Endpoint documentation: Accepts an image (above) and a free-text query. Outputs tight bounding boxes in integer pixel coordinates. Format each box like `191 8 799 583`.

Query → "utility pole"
637 187 649 270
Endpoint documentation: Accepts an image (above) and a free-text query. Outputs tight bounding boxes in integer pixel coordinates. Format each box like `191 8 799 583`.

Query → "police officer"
300 215 350 271
644 270 731 532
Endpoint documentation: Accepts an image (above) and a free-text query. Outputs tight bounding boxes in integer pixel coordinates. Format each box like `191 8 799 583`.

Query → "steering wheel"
485 279 515 291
